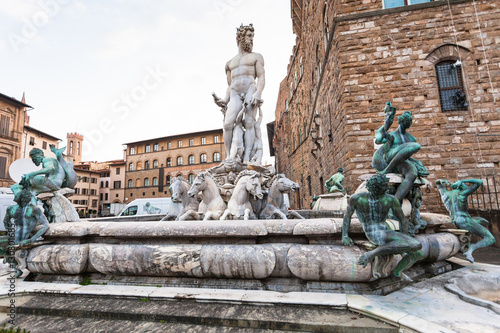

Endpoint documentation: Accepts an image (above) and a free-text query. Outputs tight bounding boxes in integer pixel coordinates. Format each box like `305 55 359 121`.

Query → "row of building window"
100 181 122 189
128 153 221 171
127 174 196 188
79 176 98 183
129 136 220 155
72 199 98 207
74 188 98 195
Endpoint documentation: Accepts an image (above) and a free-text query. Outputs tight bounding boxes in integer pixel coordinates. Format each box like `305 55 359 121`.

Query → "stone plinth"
25 216 461 288
312 193 349 211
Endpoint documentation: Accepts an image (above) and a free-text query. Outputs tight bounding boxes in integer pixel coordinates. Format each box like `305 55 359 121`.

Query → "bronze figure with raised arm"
212 23 265 164
436 178 495 263
372 102 428 203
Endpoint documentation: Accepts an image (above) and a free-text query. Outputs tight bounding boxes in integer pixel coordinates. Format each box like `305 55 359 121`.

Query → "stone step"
1 294 398 332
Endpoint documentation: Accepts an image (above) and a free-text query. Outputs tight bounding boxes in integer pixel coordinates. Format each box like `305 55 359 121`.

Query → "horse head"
188 172 205 197
247 173 264 200
277 174 299 192
171 176 187 203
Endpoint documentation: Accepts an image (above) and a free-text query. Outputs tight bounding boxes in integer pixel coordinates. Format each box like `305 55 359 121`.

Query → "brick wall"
274 0 500 211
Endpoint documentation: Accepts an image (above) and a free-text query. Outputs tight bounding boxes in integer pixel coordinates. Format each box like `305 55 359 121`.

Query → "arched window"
188 155 195 165
177 156 183 166
166 157 172 167
435 60 468 111
425 44 471 112
135 178 141 187
152 177 158 186
153 160 158 168
100 181 104 188
213 152 220 162
144 160 150 170
136 161 142 170
105 181 109 188
200 153 207 163
77 142 80 155
129 163 134 171
144 178 150 187
166 175 171 186
128 179 133 188
188 173 195 184
70 141 74 155
130 147 135 155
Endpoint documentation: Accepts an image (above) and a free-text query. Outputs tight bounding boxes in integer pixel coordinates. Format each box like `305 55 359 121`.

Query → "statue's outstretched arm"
459 179 483 196
375 102 396 145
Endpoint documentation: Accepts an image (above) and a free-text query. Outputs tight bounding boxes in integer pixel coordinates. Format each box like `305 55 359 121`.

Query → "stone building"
21 126 61 159
66 132 83 164
273 0 500 212
72 163 100 218
0 92 31 187
108 160 126 205
124 129 225 202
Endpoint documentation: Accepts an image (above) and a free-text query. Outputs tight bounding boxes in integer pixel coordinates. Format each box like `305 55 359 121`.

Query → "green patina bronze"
342 174 424 280
12 146 77 196
3 189 49 246
372 102 429 203
436 178 495 263
2 189 50 277
325 168 345 194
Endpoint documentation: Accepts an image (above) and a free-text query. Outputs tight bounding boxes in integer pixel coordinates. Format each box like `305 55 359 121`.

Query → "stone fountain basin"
445 271 500 314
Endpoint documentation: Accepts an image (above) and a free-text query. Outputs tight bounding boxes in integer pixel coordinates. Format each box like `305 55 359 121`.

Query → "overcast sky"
0 0 296 163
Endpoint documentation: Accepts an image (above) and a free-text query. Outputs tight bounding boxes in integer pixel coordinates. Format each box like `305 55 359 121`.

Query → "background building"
0 92 31 187
124 129 225 202
21 125 61 159
72 162 100 218
273 0 500 214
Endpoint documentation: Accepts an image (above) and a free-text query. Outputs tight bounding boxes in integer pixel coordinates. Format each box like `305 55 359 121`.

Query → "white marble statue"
212 23 265 165
220 170 263 220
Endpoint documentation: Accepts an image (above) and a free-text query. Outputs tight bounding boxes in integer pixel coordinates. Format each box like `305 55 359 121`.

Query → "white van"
0 188 15 231
118 198 172 217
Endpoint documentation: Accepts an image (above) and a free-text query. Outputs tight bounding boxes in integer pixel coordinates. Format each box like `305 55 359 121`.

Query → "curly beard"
240 38 253 52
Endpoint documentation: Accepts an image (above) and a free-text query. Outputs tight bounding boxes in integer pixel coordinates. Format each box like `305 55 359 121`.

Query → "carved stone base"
312 193 349 211
38 189 80 223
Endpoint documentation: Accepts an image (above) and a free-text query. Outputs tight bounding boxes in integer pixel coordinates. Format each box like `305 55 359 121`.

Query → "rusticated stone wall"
274 0 500 212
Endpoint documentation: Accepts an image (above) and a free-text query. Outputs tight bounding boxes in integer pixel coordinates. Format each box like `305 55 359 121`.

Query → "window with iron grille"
435 61 468 111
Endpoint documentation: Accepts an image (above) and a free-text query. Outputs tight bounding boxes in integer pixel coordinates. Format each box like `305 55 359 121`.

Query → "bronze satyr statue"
342 174 424 280
3 189 49 246
436 179 495 263
372 102 428 203
325 168 345 194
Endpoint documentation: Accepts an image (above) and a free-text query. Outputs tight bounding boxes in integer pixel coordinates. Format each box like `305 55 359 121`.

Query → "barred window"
384 0 430 9
436 61 468 111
